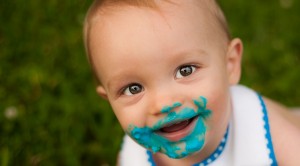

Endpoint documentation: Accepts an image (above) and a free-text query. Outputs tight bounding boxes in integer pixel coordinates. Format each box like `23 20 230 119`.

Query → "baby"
83 0 300 165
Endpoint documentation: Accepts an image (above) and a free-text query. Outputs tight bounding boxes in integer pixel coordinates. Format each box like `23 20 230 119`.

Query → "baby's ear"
226 38 243 85
96 86 108 100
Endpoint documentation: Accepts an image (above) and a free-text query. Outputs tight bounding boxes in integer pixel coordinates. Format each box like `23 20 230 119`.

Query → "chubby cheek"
111 103 148 132
205 87 231 130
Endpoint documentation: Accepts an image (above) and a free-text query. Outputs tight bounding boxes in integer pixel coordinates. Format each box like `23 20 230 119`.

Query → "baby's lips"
155 116 200 142
160 119 191 133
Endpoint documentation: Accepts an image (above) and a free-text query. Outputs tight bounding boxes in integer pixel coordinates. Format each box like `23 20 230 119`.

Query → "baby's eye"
123 83 144 96
175 65 196 79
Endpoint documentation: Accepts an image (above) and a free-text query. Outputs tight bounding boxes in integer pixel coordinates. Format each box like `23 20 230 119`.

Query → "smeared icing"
127 96 212 158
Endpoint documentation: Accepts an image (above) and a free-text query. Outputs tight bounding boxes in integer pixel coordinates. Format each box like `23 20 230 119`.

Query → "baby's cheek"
116 111 147 131
206 94 230 125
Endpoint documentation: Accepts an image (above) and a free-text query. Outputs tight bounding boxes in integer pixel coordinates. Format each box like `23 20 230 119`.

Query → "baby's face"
89 1 241 159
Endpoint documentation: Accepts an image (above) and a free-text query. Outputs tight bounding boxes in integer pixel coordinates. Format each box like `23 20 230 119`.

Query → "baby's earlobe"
96 86 108 100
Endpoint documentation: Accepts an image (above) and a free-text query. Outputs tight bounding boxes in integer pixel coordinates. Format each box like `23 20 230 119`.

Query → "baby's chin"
154 140 205 159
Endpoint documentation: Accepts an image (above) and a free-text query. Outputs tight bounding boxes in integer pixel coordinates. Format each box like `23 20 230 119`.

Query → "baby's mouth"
159 116 196 133
156 116 199 141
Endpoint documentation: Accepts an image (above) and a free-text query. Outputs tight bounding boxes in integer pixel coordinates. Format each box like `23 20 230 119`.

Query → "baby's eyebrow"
107 77 122 90
175 49 208 57
106 74 132 91
168 49 209 63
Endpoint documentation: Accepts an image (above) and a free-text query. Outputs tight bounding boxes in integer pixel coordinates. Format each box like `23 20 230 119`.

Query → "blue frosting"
161 102 182 113
127 96 212 158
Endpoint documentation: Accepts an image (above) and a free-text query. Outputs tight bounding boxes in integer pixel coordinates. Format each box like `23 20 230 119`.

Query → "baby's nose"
148 84 185 115
149 93 184 115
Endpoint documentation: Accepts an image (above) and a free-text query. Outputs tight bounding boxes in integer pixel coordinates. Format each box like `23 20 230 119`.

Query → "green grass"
0 0 299 165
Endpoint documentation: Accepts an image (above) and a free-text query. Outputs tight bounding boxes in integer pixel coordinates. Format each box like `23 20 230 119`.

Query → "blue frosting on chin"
128 96 212 159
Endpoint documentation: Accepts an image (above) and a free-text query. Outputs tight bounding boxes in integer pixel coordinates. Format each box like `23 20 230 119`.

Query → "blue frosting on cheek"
127 96 212 159
184 117 206 152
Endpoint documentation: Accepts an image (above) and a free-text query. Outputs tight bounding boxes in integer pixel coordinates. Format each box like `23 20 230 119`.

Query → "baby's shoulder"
264 97 300 165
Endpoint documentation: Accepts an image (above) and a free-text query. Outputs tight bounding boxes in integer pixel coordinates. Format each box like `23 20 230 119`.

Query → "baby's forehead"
84 0 230 84
86 0 229 46
87 0 227 31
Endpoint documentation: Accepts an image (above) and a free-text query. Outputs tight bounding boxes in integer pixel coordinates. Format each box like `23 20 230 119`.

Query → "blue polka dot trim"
257 94 278 166
147 150 156 166
146 125 229 166
193 126 229 166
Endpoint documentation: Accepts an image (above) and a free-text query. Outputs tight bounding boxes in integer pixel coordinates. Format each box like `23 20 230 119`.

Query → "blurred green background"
0 0 299 165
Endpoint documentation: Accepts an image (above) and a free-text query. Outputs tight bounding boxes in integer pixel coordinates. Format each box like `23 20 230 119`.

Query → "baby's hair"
83 0 231 83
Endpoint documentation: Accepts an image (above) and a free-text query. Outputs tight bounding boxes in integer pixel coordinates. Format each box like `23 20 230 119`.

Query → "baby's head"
84 0 243 159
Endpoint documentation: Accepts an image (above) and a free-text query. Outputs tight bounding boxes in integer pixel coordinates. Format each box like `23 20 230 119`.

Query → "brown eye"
176 65 196 78
123 83 143 95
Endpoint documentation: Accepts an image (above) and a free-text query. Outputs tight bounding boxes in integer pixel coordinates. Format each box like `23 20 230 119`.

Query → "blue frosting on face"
127 96 212 159
161 102 182 113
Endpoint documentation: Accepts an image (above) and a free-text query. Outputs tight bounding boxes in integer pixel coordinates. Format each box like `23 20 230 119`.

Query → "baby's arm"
264 97 300 165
